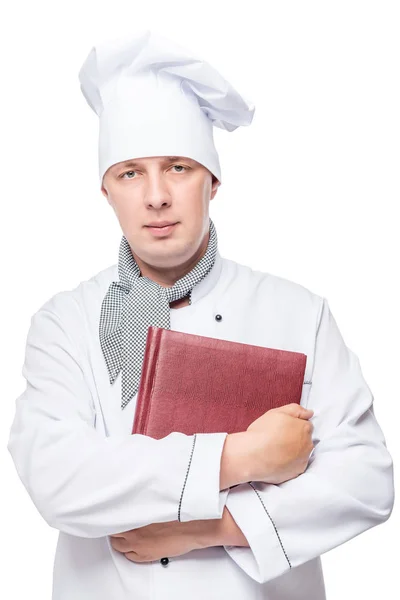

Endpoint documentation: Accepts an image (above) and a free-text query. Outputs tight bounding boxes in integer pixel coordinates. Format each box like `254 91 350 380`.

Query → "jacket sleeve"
7 307 229 539
222 297 395 584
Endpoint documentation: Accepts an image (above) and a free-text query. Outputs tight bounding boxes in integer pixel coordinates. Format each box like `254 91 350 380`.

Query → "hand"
109 519 210 563
246 403 315 484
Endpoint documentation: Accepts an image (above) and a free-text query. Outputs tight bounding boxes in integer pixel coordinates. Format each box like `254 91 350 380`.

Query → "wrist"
184 517 222 550
186 508 249 549
220 432 252 489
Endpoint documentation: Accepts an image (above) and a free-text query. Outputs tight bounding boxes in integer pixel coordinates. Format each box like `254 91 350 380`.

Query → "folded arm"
7 305 230 539
221 297 394 584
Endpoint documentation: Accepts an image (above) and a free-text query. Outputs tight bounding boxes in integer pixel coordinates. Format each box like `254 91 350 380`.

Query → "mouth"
145 223 178 236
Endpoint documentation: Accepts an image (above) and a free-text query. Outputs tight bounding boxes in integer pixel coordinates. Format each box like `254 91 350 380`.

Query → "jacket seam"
178 433 197 522
304 295 325 409
248 482 292 569
27 308 97 425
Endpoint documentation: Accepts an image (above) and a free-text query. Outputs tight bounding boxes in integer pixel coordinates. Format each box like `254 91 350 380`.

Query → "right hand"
245 403 315 484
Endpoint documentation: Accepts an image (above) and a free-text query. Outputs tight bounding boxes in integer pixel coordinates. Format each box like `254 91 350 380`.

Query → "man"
7 29 394 600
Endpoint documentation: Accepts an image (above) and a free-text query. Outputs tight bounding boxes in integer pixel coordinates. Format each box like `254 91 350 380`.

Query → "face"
101 156 220 283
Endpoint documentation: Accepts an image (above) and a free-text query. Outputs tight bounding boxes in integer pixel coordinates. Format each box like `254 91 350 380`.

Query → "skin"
102 155 220 290
102 155 249 561
109 510 249 563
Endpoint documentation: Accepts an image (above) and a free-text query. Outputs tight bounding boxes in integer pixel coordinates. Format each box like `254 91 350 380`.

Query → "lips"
145 222 178 236
146 222 177 228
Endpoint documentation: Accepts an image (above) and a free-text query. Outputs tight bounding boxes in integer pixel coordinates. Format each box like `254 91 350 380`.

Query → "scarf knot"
99 217 218 409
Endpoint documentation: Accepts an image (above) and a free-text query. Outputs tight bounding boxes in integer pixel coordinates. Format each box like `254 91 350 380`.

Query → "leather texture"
132 326 307 439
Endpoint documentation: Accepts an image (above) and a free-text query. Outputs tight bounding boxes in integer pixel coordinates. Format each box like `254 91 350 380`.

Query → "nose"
144 173 172 210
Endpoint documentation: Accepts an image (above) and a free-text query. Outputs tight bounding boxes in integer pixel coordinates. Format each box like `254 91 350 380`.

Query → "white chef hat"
78 29 255 186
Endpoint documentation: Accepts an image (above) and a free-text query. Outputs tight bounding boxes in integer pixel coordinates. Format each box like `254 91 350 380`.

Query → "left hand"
109 519 210 563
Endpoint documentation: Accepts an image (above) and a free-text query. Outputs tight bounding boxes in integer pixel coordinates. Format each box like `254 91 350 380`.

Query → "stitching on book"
248 482 292 569
178 433 197 522
303 380 312 385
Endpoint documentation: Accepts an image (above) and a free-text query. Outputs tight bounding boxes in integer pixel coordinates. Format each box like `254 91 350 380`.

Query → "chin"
150 244 192 264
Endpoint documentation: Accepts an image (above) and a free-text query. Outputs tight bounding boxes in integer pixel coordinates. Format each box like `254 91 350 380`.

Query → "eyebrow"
116 156 186 169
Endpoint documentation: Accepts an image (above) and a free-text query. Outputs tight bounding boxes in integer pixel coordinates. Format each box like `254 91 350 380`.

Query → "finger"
296 406 314 419
110 536 131 553
276 404 314 418
125 551 144 563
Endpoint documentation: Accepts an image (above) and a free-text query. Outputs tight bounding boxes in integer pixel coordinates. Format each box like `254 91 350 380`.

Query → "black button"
215 314 222 321
160 557 169 566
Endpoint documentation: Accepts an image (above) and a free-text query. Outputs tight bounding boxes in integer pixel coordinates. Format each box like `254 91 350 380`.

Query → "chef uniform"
7 30 394 600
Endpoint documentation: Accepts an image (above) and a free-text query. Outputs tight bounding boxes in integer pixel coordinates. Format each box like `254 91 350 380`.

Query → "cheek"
112 196 139 220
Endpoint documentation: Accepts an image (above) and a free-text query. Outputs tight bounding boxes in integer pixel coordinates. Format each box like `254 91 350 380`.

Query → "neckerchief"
99 217 218 409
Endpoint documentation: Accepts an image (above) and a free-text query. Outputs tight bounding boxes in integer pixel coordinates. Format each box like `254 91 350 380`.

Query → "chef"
7 29 394 600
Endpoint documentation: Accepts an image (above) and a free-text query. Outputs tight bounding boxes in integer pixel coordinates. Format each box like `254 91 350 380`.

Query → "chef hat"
78 29 255 186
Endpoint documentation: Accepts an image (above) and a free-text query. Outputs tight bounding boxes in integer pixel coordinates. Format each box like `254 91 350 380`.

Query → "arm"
7 306 239 539
178 506 250 552
218 506 250 547
221 297 395 584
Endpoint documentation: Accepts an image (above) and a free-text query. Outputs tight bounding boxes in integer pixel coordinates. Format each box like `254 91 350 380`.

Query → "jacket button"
160 557 169 566
215 314 222 321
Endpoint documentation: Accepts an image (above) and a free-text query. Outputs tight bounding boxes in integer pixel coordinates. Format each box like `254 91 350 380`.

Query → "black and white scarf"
99 217 218 409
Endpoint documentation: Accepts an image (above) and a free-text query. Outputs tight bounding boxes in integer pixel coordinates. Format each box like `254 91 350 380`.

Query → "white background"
1 1 398 598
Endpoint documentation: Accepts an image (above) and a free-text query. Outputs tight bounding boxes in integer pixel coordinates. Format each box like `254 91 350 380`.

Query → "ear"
210 176 221 200
101 185 112 206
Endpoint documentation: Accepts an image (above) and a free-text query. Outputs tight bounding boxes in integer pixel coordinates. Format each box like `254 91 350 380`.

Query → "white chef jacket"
7 249 394 600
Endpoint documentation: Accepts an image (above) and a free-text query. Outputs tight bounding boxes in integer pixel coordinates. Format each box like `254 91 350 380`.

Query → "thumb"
298 406 314 419
276 403 314 419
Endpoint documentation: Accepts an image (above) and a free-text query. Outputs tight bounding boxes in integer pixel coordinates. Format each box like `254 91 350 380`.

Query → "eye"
120 165 188 179
121 170 136 179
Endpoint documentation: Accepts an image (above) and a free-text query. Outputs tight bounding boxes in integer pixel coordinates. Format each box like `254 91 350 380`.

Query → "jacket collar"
189 249 223 305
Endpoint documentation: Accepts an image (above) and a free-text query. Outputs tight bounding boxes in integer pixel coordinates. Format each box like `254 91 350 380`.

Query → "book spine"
131 326 162 435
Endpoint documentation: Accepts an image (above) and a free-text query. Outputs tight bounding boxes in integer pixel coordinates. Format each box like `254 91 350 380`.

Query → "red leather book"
132 326 307 439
